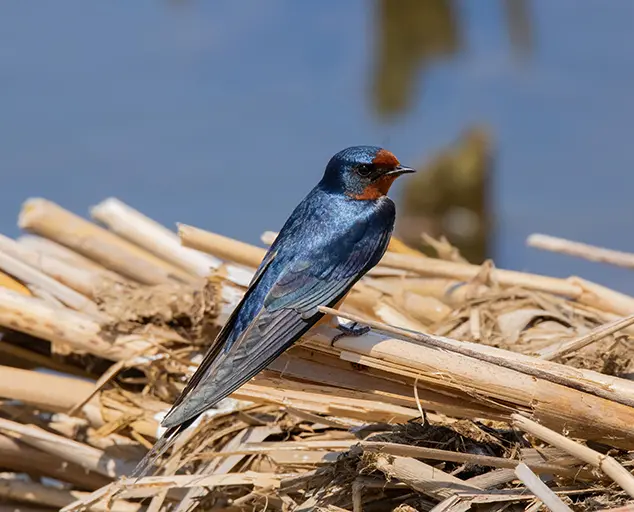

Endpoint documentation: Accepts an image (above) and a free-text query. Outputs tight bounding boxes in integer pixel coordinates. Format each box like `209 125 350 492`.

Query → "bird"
130 145 415 478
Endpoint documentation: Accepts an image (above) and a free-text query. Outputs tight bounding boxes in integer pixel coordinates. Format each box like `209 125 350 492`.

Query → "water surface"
2 1 634 291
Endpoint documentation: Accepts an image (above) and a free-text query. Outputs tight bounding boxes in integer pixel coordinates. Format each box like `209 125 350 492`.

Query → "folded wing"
161 220 392 429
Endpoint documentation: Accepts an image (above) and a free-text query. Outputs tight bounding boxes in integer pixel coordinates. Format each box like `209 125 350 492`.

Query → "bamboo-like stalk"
3 234 121 299
233 380 421 424
91 199 254 288
0 287 149 361
0 270 30 295
0 365 101 418
260 230 277 246
379 252 583 297
373 454 480 499
387 237 427 256
0 418 138 478
538 311 634 360
19 198 193 285
28 284 69 309
463 469 517 491
0 235 104 317
218 439 585 478
18 234 115 273
91 198 220 276
178 223 265 269
373 302 428 331
257 371 499 424
0 434 110 490
172 425 279 512
320 307 634 408
395 292 451 324
570 276 634 317
360 442 585 478
301 323 634 448
528 233 634 269
61 472 288 511
268 348 503 420
0 340 92 378
0 477 141 512
512 414 634 498
514 463 573 512
378 253 634 315
0 504 57 512
365 276 487 306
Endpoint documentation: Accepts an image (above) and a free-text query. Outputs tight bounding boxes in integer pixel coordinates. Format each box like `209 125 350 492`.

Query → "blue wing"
161 214 393 429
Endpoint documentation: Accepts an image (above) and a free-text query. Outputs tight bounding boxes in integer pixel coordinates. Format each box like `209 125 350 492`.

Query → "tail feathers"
129 417 196 480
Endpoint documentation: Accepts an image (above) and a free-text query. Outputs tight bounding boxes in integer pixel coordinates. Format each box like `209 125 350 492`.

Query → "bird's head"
321 145 415 200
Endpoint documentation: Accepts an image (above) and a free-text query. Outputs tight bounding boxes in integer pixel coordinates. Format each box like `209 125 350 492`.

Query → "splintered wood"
0 197 633 512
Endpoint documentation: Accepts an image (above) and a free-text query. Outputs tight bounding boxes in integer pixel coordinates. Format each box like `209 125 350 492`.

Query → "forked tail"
129 416 196 479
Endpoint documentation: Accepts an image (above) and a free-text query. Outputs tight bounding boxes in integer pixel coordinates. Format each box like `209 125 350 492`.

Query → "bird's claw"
330 321 370 346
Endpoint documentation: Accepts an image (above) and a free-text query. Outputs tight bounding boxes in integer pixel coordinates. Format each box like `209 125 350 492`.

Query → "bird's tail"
129 417 196 480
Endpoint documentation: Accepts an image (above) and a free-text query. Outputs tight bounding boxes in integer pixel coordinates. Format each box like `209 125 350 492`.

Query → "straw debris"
95 279 220 344
0 197 633 511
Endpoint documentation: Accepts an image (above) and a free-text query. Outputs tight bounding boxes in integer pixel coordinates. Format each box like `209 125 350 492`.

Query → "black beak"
384 165 416 177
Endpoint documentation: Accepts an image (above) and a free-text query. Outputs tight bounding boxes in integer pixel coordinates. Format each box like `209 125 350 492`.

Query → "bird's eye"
357 164 373 177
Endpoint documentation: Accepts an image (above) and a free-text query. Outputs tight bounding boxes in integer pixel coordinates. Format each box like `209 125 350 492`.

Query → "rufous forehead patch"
372 148 400 168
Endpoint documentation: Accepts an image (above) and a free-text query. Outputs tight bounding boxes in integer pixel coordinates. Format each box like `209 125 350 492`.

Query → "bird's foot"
330 321 370 346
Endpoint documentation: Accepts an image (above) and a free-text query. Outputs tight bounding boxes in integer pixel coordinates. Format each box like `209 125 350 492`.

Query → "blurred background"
2 0 634 291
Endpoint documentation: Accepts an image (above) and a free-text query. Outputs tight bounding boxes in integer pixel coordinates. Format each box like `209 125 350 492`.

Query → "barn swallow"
131 145 414 477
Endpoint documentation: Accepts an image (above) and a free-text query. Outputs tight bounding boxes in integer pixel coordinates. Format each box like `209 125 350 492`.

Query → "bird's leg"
301 294 371 346
331 319 370 346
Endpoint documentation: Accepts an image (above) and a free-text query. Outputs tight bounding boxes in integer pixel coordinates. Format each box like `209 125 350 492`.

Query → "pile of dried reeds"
1 197 634 512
